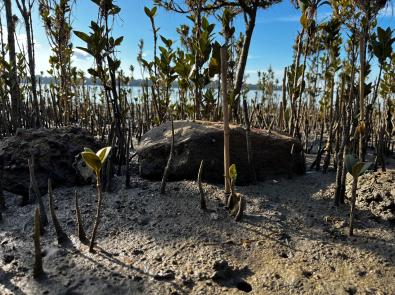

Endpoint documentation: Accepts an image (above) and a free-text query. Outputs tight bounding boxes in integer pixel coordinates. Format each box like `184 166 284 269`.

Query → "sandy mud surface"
1 157 394 295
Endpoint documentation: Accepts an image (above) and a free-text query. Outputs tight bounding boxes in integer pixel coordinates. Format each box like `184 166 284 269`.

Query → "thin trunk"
232 6 257 120
5 0 21 131
16 0 39 128
358 29 367 161
221 47 231 204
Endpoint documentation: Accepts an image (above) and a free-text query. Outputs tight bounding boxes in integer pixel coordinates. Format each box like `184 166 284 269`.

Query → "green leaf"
345 154 358 175
96 147 112 164
160 35 173 48
76 47 92 56
88 68 99 77
114 36 124 46
229 164 237 182
74 31 90 44
81 151 102 174
352 162 372 177
109 5 121 15
144 6 157 18
84 147 95 153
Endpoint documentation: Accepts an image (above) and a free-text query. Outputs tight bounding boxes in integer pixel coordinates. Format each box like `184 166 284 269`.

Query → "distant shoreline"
33 76 281 91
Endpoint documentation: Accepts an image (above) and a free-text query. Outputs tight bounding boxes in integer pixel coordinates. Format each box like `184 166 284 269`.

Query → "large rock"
0 127 101 196
137 121 305 185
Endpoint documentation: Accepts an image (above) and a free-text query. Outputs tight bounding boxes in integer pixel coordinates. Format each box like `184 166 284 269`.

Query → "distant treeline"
36 76 280 91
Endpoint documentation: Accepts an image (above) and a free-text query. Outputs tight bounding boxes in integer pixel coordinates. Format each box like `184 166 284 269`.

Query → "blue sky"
14 0 395 83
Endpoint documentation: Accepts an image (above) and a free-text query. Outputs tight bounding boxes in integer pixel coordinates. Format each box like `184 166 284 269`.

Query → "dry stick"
221 46 230 205
243 99 257 184
197 160 206 210
28 157 48 229
160 118 175 195
33 207 44 279
48 179 69 245
74 190 88 243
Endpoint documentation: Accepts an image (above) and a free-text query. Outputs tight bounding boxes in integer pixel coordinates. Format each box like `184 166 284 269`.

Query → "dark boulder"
0 127 101 196
136 121 305 185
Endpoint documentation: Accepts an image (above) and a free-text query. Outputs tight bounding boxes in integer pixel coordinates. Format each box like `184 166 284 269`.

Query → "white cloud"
73 47 90 60
257 11 332 25
379 7 394 17
257 15 300 24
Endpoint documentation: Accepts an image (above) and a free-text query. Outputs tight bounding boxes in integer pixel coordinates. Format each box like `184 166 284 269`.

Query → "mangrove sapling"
197 160 206 210
160 118 175 195
48 179 70 245
74 190 88 244
33 207 44 279
39 0 74 126
81 147 112 252
345 154 372 237
226 164 245 222
16 0 40 128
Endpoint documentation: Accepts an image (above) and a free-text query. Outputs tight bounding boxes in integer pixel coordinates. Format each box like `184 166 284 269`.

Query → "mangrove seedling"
197 160 206 210
75 190 88 244
28 156 48 230
345 154 372 236
81 146 112 252
48 179 70 245
33 207 44 279
226 164 245 222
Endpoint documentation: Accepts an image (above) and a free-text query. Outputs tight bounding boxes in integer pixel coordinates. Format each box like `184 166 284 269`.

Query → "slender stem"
349 176 358 236
89 174 103 252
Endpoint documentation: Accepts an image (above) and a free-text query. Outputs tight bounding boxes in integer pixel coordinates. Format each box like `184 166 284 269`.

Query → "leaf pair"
81 147 112 175
345 154 371 178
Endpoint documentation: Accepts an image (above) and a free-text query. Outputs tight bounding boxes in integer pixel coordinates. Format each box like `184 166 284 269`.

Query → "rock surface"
137 120 305 184
0 127 101 196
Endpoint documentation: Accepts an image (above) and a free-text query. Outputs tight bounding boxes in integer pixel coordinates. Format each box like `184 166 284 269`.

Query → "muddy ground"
1 155 394 295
